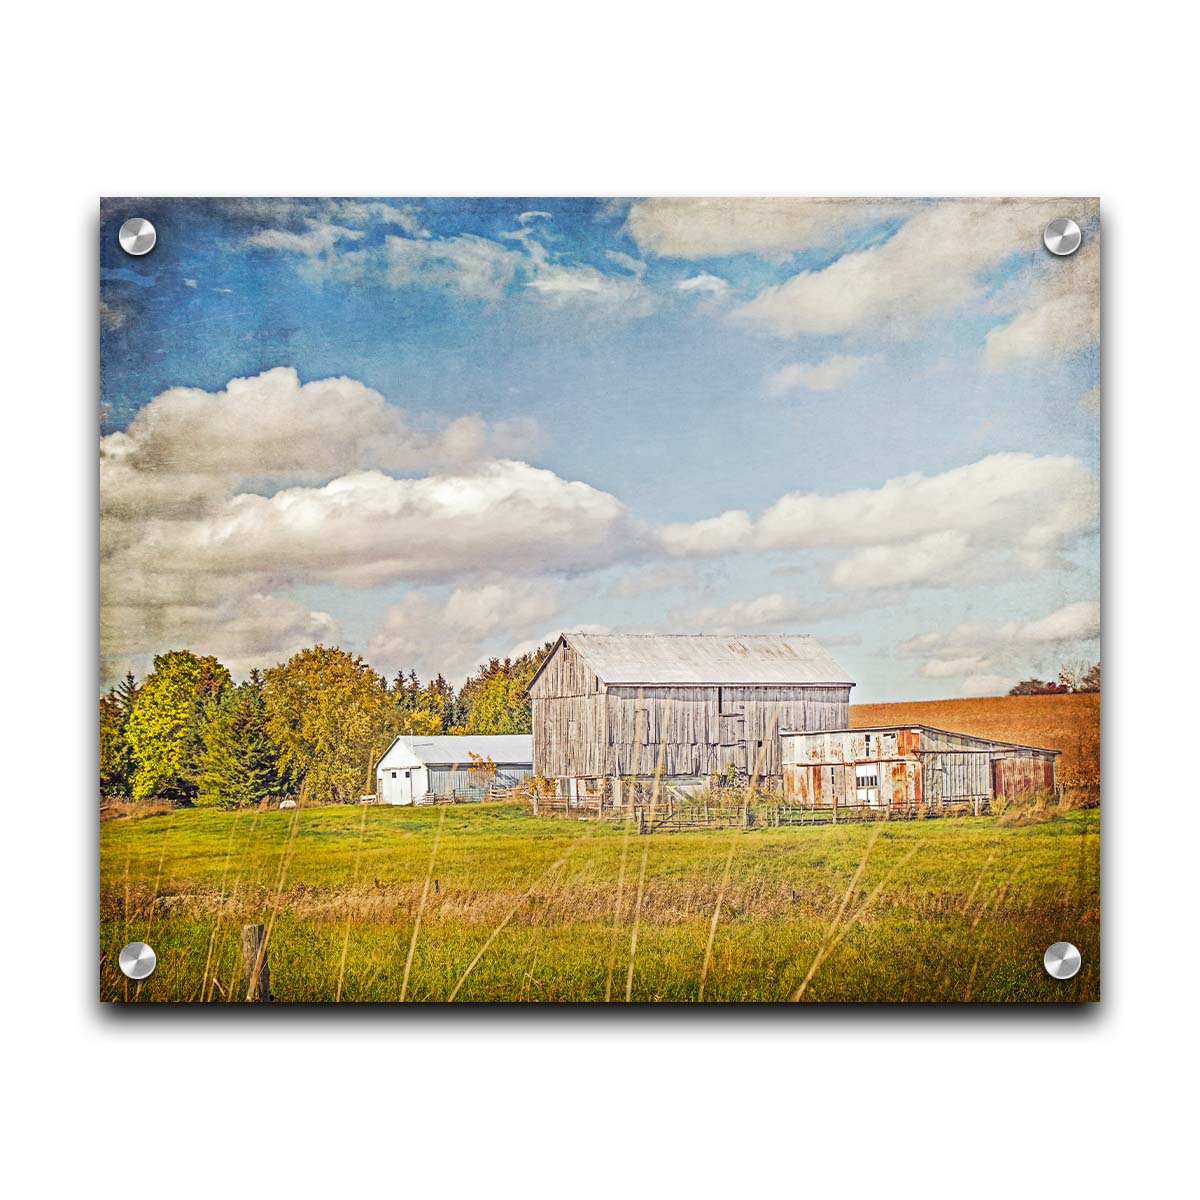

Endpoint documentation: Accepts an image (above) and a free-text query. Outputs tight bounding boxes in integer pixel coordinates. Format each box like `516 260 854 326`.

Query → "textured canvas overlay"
99 198 1100 1003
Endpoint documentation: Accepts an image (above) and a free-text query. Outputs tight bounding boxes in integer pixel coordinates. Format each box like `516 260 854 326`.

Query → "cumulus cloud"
101 592 339 685
766 354 876 394
984 240 1100 370
660 452 1099 591
627 197 908 260
107 461 644 592
368 580 567 683
898 599 1100 695
99 367 539 500
99 369 636 682
735 199 1097 338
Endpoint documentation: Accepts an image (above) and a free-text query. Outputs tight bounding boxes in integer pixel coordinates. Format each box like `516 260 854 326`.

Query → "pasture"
101 800 1099 1003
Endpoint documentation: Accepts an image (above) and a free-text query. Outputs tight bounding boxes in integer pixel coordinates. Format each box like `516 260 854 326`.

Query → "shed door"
855 762 880 806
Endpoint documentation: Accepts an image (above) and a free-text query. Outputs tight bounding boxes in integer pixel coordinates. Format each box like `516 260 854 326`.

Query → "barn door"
718 711 746 775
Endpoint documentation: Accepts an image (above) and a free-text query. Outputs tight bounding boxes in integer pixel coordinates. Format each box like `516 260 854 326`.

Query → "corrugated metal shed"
547 632 854 686
390 734 533 765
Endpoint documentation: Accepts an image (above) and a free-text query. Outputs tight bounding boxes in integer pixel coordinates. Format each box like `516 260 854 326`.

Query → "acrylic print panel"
99 198 1100 1004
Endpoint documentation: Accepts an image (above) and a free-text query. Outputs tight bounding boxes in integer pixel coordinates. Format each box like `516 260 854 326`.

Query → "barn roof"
538 633 855 687
780 724 1060 755
379 734 533 766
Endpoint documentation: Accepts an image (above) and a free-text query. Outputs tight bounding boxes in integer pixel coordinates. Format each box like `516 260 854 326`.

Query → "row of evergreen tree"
100 642 551 807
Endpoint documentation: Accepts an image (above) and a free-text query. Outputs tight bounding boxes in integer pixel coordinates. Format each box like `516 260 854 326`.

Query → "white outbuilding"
374 734 534 805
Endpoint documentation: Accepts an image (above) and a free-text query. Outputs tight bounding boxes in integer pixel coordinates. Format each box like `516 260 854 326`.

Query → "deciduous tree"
263 645 388 803
458 643 552 734
125 651 230 799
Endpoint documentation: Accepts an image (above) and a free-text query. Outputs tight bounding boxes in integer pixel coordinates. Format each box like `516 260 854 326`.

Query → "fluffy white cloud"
735 199 1097 338
100 367 539 503
984 241 1100 370
661 452 1098 591
99 369 635 682
898 600 1100 695
766 354 876 394
109 461 643 591
368 580 567 683
101 592 339 685
102 457 644 685
627 198 907 259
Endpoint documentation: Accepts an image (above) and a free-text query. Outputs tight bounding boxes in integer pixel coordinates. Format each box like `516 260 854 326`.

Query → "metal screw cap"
118 941 157 980
1043 941 1081 980
118 217 156 256
1043 218 1082 256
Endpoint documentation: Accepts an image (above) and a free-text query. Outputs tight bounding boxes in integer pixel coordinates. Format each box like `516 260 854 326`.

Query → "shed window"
391 772 397 779
865 733 872 755
855 762 880 806
855 763 879 789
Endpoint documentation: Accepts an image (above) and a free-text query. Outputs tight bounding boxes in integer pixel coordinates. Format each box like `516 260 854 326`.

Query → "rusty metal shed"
781 724 1059 814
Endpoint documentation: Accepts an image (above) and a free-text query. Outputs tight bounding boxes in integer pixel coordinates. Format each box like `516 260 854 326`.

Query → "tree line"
99 642 552 807
1008 660 1100 696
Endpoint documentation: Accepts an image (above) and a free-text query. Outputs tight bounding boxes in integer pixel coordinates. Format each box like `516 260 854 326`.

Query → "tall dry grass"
100 802 1099 1003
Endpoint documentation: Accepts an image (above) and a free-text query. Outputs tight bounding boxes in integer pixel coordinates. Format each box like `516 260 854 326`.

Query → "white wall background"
3 3 1195 1196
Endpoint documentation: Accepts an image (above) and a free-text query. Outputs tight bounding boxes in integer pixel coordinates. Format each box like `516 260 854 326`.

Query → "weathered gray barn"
529 633 854 799
781 724 1059 812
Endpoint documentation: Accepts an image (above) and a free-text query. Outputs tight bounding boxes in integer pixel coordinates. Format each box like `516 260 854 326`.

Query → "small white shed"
375 734 534 805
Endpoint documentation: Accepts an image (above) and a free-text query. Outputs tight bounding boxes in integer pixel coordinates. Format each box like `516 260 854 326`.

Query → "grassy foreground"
101 801 1098 1003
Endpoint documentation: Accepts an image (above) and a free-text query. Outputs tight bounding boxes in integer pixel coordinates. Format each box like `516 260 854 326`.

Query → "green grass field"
100 802 1099 1003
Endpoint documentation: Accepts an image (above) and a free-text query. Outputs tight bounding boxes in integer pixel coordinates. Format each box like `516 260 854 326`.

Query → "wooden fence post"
241 923 271 1002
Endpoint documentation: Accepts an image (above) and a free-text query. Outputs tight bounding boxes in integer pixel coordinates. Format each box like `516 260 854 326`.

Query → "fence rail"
517 796 990 833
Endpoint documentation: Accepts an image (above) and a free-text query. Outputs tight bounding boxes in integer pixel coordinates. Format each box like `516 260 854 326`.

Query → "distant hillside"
850 692 1099 793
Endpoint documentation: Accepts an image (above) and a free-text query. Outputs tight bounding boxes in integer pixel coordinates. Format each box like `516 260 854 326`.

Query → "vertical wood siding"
532 640 850 780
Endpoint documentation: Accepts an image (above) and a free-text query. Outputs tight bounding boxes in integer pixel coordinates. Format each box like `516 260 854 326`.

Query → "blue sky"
100 197 1100 700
